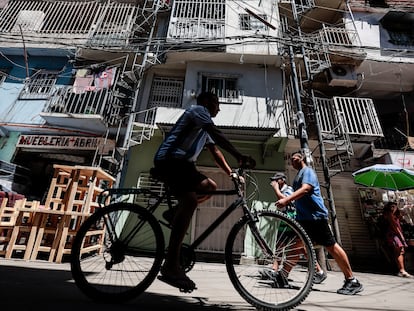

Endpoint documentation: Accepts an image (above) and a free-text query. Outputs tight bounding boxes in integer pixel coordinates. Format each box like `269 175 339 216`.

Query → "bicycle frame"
97 171 274 259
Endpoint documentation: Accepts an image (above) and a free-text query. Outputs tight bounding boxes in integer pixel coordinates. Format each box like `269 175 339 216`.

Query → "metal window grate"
239 13 268 31
148 77 184 108
20 71 57 99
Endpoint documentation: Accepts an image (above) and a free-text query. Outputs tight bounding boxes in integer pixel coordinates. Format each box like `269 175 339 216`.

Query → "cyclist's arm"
206 144 232 175
204 123 243 162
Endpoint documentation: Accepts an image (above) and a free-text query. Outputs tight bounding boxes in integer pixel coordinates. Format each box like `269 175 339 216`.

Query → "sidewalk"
0 258 413 311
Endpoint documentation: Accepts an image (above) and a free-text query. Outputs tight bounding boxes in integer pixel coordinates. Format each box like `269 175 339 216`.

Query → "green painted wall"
0 132 20 162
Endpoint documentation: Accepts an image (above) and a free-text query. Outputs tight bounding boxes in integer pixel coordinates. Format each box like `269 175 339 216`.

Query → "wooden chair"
0 198 17 256
5 199 40 260
29 208 65 262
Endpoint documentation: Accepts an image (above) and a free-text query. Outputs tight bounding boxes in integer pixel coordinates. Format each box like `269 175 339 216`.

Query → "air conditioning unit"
325 65 358 87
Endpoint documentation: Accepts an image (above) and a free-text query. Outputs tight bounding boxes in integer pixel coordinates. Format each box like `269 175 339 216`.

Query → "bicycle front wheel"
225 210 315 311
70 202 165 302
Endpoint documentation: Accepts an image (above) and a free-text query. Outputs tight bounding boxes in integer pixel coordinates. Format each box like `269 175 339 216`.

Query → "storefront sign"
16 135 115 154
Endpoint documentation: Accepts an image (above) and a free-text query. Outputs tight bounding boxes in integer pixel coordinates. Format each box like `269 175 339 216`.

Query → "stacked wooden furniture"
0 198 15 256
29 164 115 263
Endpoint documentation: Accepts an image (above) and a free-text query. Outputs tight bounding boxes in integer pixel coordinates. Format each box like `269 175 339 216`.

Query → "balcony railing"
320 25 365 57
315 96 384 142
167 0 225 41
43 86 123 127
0 0 144 49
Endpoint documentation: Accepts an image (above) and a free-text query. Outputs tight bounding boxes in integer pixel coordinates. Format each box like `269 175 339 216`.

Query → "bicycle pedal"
179 287 195 293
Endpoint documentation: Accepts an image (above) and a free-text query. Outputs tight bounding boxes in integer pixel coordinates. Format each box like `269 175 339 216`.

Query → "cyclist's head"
197 92 220 117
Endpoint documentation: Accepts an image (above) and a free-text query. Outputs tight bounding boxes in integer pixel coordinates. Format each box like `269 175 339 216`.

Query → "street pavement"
0 258 413 311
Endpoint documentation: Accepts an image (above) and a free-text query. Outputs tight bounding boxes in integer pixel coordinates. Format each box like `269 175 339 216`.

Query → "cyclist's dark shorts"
297 219 336 247
153 159 207 194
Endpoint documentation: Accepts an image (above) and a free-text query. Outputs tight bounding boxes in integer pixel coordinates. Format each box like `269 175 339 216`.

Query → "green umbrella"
352 164 414 191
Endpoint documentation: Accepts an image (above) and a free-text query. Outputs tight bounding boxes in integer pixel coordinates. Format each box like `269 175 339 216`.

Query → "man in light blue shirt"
276 152 363 295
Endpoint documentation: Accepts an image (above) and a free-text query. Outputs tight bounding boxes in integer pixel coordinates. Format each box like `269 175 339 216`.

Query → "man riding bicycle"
153 91 255 292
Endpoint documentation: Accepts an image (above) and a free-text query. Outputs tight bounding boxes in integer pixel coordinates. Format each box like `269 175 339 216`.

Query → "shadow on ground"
0 265 248 311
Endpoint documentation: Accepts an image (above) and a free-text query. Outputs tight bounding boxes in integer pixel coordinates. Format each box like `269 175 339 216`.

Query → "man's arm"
276 183 312 207
206 144 232 175
271 181 285 200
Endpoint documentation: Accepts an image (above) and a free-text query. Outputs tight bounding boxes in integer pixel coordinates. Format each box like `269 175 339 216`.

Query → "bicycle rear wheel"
225 210 315 311
70 202 165 302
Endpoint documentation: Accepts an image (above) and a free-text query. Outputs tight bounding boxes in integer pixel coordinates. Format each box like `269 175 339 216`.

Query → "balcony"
320 25 366 63
314 96 384 142
0 0 144 52
167 0 225 43
278 0 345 34
40 86 125 134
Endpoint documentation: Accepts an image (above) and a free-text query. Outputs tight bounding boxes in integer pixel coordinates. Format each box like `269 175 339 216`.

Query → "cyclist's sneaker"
259 268 278 280
313 271 327 284
272 272 291 289
337 278 363 295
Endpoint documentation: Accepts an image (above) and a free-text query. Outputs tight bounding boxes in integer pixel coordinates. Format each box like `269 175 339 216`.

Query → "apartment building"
0 0 412 268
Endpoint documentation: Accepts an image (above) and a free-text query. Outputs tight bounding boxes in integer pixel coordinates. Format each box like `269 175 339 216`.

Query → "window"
387 31 414 46
201 73 243 104
146 76 184 124
366 0 388 8
380 11 414 46
20 70 57 99
239 13 268 31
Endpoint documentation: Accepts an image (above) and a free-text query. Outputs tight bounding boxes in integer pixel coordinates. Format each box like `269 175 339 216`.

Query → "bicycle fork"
243 204 274 258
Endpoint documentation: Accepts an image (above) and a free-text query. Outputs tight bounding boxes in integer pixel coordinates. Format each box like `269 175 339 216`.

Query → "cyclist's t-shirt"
292 166 328 221
154 105 215 162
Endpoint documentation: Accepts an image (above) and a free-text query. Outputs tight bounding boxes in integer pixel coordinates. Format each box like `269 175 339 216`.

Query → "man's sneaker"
313 271 327 284
337 278 363 295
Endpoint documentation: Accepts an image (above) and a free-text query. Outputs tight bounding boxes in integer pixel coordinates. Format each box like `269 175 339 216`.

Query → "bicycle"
70 167 316 311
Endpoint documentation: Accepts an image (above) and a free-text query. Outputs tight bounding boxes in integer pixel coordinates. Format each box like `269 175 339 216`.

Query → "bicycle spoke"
71 203 164 302
225 211 315 311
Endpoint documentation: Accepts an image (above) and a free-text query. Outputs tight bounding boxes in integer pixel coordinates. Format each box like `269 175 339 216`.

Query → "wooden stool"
30 208 65 261
5 200 40 260
0 198 17 256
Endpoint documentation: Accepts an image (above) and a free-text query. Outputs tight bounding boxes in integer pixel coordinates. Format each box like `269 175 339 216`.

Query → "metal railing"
314 96 384 139
43 86 123 127
168 0 225 41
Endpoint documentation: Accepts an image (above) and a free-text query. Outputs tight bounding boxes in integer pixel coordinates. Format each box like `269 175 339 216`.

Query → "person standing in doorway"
276 151 363 295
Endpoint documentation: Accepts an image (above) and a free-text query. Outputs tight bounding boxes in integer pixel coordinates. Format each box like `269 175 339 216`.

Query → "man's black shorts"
297 219 336 247
153 159 207 194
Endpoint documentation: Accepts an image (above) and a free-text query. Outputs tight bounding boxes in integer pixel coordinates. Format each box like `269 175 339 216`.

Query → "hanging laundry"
73 69 94 94
94 67 117 90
